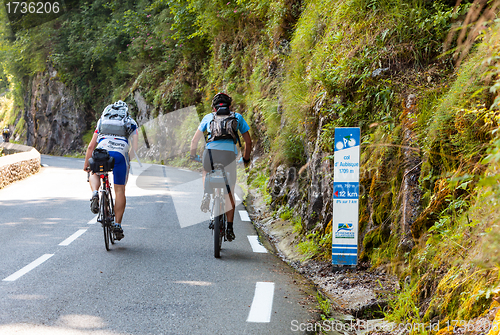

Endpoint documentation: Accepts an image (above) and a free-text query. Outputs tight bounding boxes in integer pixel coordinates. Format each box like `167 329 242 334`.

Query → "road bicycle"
87 150 116 251
206 162 235 258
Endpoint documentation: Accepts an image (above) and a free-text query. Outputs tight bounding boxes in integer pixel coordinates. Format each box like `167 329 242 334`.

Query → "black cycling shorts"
202 149 237 187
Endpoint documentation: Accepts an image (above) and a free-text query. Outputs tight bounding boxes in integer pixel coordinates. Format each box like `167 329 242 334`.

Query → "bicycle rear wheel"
101 194 110 251
213 195 224 258
107 191 115 245
214 215 222 258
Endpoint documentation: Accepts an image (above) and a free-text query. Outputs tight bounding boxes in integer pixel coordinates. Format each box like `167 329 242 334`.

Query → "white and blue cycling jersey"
95 116 138 185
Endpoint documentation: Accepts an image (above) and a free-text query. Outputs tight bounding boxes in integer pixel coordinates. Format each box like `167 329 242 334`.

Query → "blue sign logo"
334 128 360 152
336 222 353 233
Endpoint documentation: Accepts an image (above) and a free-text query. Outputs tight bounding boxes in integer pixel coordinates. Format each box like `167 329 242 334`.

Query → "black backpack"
208 107 241 146
89 148 115 173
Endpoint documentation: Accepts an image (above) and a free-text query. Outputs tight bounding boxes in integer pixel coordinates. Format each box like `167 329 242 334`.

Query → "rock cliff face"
132 90 152 126
266 95 423 256
24 65 90 155
267 116 334 233
399 94 422 252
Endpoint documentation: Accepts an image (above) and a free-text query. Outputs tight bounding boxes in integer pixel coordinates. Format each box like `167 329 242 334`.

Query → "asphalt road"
0 155 318 335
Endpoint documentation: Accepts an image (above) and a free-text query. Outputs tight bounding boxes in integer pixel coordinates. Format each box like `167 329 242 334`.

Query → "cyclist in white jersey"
83 100 138 240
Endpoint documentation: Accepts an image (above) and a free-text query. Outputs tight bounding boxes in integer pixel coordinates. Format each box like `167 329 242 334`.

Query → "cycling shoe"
200 193 210 213
90 193 99 214
113 224 124 241
226 227 235 242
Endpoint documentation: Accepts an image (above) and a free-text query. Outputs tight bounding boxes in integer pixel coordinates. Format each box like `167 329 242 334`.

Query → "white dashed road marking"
3 254 54 282
247 282 275 323
247 236 268 253
239 210 251 222
235 194 241 201
59 229 87 246
87 216 98 225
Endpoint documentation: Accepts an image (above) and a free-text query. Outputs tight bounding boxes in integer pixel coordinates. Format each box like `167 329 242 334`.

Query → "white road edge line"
87 216 98 225
247 282 275 323
3 254 54 282
247 236 268 253
59 229 87 246
239 210 251 222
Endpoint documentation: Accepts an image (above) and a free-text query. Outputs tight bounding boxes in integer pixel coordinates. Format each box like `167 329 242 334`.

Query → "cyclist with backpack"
190 92 252 241
2 127 10 142
83 100 138 240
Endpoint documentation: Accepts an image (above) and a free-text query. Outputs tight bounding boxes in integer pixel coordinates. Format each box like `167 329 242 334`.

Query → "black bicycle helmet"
212 92 232 108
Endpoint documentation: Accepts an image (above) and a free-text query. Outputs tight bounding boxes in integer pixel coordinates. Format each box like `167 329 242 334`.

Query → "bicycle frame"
97 173 115 225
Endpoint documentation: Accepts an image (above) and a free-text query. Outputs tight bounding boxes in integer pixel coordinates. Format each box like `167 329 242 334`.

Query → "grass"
63 153 85 159
82 129 95 146
279 206 293 220
248 163 272 205
385 278 423 324
0 94 16 126
316 291 332 318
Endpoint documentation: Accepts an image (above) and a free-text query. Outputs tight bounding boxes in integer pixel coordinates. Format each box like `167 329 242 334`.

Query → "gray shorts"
202 149 236 187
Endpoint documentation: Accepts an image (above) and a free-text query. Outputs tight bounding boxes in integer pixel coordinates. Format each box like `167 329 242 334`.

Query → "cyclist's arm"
83 132 98 171
242 131 252 161
190 129 204 157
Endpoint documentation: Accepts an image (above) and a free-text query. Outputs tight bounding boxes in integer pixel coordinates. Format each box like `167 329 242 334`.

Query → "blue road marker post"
332 127 361 266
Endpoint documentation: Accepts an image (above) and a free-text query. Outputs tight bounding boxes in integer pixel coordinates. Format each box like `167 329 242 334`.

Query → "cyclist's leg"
109 151 128 225
225 182 236 241
201 149 211 188
220 150 237 228
89 173 101 214
225 194 235 221
200 149 212 212
224 167 237 222
89 173 101 192
114 185 126 223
